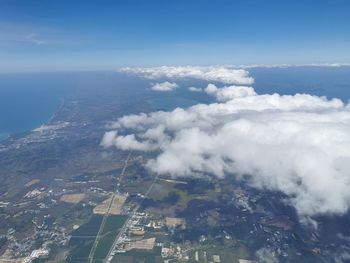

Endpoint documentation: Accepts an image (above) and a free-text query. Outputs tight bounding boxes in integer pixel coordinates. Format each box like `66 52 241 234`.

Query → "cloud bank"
102 83 350 217
150 81 178 91
120 66 254 85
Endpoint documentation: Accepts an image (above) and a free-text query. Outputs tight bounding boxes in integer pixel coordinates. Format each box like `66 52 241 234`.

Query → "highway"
104 173 160 262
87 151 132 263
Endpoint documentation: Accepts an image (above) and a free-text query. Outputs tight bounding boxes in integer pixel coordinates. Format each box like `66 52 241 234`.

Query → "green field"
71 215 103 237
66 237 95 263
67 215 103 262
101 215 128 235
92 215 128 260
93 232 118 259
111 247 163 263
67 215 128 262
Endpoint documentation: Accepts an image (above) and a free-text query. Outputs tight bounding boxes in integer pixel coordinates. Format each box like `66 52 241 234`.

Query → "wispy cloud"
0 22 46 45
25 33 46 45
0 22 83 47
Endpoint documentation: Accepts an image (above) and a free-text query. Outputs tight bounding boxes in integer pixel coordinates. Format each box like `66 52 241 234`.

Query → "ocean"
0 73 76 140
1 67 350 141
250 66 350 101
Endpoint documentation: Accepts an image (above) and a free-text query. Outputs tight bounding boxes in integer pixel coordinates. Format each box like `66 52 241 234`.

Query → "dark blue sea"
0 73 76 140
0 67 350 141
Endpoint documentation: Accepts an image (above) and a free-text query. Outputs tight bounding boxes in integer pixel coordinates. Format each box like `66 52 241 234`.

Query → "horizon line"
1 63 350 74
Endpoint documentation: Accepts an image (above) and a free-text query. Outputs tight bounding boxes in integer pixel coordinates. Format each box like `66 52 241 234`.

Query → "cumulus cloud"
188 86 202 92
120 66 254 85
150 81 178 91
204 83 257 101
102 83 350 217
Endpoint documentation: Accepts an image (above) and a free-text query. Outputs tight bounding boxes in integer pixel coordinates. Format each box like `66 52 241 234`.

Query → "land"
0 72 349 262
93 194 127 215
61 194 86 204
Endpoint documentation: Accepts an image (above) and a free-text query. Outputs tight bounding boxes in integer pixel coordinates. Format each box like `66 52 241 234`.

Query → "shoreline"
0 97 66 143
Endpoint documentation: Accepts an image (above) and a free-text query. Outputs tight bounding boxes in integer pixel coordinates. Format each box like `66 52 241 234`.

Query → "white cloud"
204 83 257 101
188 86 202 92
204 83 218 94
150 81 178 91
102 83 350 218
120 66 254 85
26 33 46 45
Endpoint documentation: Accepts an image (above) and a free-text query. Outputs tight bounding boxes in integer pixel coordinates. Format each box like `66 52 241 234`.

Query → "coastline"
0 97 66 143
48 97 65 123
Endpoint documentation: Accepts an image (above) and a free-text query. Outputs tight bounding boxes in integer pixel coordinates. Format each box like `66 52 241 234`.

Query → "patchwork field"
93 193 127 215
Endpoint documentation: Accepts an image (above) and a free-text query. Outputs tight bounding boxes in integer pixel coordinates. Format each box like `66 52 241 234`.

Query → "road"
104 174 160 263
87 151 132 263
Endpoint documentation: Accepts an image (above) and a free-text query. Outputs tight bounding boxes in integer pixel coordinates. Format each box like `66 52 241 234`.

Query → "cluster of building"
2 121 71 151
0 189 71 262
111 212 153 254
1 221 68 262
22 248 50 263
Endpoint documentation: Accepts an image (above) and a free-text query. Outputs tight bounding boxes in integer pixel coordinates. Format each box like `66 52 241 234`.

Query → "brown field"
25 179 40 187
165 217 186 227
93 193 127 215
0 258 26 263
124 237 156 251
60 193 86 204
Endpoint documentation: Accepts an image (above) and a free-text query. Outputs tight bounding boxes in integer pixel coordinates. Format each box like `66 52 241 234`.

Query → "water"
1 67 350 141
250 66 350 102
146 66 350 112
0 73 75 140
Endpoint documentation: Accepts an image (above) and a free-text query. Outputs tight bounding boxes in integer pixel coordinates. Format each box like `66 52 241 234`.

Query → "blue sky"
0 0 349 72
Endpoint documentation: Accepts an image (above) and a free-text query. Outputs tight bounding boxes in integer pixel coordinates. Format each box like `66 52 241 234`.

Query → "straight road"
104 174 160 262
87 151 132 263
